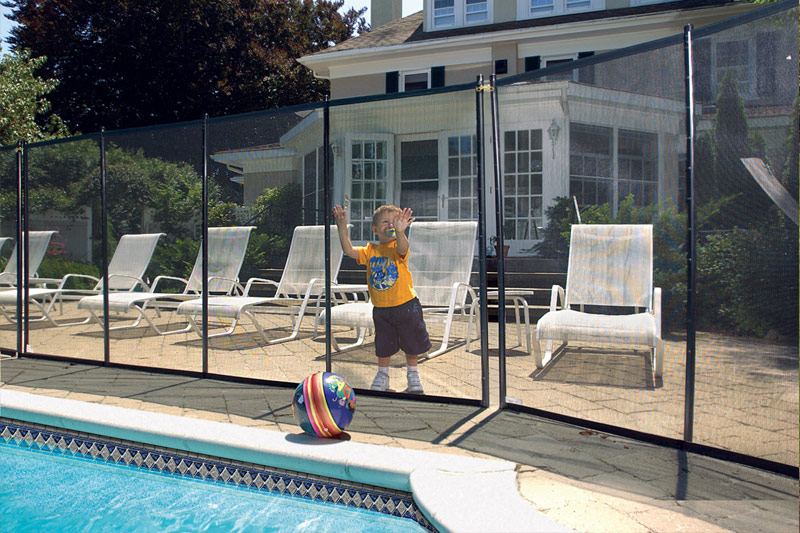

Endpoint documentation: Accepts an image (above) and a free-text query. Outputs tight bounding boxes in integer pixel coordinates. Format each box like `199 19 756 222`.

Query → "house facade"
213 0 794 255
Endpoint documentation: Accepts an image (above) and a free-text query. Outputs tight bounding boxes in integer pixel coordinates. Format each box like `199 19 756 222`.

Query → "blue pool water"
0 442 425 532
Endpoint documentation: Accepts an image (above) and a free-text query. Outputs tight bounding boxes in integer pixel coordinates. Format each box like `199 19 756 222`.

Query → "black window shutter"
431 66 445 88
577 51 595 84
524 56 541 72
386 71 399 93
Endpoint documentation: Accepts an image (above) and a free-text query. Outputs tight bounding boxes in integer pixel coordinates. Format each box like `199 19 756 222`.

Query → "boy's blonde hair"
372 204 401 226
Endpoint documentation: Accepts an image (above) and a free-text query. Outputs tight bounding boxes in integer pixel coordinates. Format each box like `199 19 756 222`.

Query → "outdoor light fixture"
547 119 560 158
330 142 341 157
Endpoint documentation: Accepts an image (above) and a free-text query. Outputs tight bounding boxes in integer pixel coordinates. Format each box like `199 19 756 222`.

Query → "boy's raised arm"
333 205 359 260
393 207 414 257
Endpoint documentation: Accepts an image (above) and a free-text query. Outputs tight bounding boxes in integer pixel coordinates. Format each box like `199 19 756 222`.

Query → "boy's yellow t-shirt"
356 240 416 308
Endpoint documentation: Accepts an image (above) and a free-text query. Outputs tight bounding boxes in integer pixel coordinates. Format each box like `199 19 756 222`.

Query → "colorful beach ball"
292 372 356 438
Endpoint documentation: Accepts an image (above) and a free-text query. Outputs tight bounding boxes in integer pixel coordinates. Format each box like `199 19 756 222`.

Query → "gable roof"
310 0 738 56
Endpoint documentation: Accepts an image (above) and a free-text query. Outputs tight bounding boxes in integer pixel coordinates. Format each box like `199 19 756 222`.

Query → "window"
518 0 599 20
694 35 771 102
349 139 390 241
465 0 488 23
434 0 456 26
431 0 489 29
617 129 657 207
503 129 544 241
570 123 659 213
446 135 478 221
715 40 752 96
570 123 613 207
401 71 430 92
524 53 595 83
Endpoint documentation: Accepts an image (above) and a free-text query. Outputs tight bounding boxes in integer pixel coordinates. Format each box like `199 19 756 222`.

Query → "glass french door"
346 135 393 242
502 127 544 245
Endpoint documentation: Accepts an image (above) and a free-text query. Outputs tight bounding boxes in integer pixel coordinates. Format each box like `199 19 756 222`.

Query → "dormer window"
431 0 490 29
518 0 599 19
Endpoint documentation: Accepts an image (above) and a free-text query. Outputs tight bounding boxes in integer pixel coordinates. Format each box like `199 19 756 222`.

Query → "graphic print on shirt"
369 256 399 291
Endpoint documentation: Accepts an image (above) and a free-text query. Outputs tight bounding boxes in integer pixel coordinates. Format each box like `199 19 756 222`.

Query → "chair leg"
465 300 478 351
654 340 664 378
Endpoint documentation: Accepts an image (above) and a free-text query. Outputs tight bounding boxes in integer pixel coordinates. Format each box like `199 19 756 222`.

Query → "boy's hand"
333 205 348 227
393 208 415 235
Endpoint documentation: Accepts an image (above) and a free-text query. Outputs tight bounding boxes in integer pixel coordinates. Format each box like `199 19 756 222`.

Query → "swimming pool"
0 420 432 532
0 388 573 533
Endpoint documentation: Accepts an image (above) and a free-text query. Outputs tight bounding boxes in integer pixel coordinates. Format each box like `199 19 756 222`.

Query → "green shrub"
37 257 100 290
533 195 798 337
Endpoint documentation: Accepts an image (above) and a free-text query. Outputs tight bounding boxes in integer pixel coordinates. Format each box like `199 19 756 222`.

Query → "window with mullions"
569 123 613 207
350 139 389 241
519 0 598 19
302 146 330 225
432 0 488 28
695 33 776 102
570 123 659 212
446 134 478 221
503 129 544 241
618 129 657 207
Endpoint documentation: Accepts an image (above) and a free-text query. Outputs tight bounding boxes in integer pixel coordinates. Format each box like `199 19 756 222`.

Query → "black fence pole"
22 141 29 353
683 24 697 443
475 75 490 407
323 98 333 372
15 141 23 356
489 74 508 406
202 114 209 375
101 128 110 364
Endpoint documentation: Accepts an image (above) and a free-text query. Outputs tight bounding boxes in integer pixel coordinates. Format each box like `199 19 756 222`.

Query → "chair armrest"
58 273 101 290
243 277 279 296
207 276 245 295
549 285 565 312
106 273 149 292
151 275 189 293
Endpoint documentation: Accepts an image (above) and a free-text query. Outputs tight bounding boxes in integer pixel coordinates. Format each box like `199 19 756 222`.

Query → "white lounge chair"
176 225 362 344
0 233 164 326
534 224 664 378
77 227 254 335
0 231 57 288
321 221 478 359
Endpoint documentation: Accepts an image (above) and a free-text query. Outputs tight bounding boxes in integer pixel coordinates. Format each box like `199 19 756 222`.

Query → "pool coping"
1 388 572 533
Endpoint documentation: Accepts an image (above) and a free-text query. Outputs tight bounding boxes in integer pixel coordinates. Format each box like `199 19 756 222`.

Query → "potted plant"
489 236 510 258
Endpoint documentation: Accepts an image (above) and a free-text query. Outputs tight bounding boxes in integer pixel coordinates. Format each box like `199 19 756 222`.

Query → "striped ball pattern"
292 372 356 438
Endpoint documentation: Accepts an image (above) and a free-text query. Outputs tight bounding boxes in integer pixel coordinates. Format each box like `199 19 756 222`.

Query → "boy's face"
372 211 398 244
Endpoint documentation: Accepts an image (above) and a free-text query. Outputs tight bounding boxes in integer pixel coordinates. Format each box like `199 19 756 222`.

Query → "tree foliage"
0 49 68 145
3 0 368 133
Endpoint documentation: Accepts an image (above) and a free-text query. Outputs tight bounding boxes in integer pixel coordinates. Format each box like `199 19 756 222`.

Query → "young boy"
332 204 431 393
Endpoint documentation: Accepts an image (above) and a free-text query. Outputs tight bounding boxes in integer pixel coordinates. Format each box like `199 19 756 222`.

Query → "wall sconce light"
330 142 341 157
547 119 560 158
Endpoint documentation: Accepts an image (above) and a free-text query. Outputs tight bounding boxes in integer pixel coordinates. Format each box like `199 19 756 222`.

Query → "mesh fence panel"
329 89 483 399
0 0 793 468
102 123 203 371
22 136 103 360
692 6 798 466
498 37 688 439
205 105 327 382
0 145 18 351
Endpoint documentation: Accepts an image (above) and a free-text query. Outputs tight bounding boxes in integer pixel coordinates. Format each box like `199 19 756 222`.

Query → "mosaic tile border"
0 419 437 532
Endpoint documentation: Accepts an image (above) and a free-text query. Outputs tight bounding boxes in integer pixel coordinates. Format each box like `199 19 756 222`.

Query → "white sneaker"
370 371 390 391
406 371 424 394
